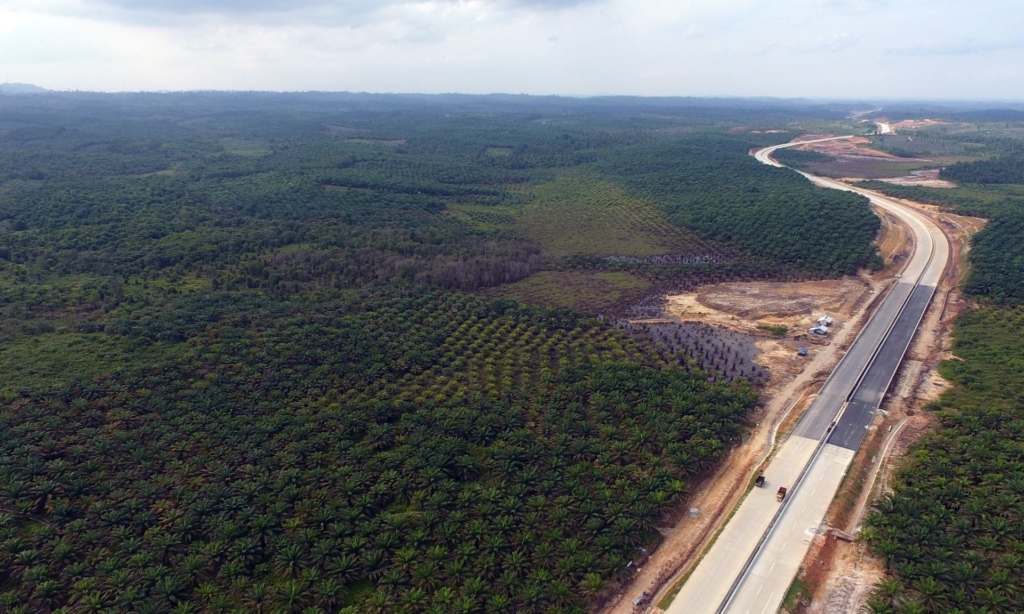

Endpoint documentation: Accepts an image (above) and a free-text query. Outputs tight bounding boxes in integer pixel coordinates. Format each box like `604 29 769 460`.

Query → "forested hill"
0 94 878 613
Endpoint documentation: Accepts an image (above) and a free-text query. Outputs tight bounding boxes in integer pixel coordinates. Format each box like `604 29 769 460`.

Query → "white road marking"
760 593 775 614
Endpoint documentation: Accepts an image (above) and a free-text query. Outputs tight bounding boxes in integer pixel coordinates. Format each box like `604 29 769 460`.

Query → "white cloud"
0 0 1021 99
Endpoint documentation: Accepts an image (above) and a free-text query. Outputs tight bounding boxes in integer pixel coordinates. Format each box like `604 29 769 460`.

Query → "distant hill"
0 83 48 94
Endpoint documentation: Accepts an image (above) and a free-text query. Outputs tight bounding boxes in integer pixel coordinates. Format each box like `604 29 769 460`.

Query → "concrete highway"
665 138 948 614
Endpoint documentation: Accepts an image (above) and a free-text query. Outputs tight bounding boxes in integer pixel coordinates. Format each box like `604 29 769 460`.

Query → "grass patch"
782 576 808 611
0 333 181 397
486 270 650 312
757 324 788 336
519 174 694 259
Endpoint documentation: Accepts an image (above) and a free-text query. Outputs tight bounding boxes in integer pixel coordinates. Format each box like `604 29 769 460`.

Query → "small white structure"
809 325 829 336
818 315 834 327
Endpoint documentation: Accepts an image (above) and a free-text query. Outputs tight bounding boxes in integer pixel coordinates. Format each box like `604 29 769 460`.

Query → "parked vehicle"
755 474 765 487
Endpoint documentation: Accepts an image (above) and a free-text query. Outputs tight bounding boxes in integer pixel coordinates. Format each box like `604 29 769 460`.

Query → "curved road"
664 138 949 614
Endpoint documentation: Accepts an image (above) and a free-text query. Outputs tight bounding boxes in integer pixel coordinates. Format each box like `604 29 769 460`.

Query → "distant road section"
665 137 948 614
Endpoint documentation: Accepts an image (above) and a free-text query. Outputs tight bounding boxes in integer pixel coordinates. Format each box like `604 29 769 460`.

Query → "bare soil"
874 208 912 270
796 136 949 179
664 278 875 389
875 168 957 189
602 273 894 614
799 136 899 160
668 278 870 335
890 119 948 131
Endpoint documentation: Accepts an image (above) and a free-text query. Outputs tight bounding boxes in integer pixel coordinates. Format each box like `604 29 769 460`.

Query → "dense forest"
0 287 758 613
863 306 1024 614
599 136 882 276
942 152 1024 184
0 92 884 612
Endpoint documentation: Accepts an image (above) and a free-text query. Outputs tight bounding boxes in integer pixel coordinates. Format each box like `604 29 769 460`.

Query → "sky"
0 0 1022 99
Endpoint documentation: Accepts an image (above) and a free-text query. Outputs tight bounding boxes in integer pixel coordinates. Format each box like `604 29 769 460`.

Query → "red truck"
777 487 787 502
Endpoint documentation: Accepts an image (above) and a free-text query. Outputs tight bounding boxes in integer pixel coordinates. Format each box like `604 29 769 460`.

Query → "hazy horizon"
3 86 1024 108
1 0 1021 99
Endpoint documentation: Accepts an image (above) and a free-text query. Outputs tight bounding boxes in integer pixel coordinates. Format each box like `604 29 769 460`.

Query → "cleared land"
795 138 968 179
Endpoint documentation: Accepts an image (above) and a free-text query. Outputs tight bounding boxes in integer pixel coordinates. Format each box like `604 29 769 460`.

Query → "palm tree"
579 572 604 599
279 579 308 613
275 543 308 579
913 576 948 611
315 578 345 610
244 581 273 614
860 597 895 614
327 553 359 584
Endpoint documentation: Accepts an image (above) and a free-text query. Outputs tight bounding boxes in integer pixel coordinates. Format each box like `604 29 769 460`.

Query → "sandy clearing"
891 119 947 131
799 137 900 160
875 168 957 189
666 278 870 338
603 272 897 614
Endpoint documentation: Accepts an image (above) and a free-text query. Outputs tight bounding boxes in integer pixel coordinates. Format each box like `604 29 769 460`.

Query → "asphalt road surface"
665 138 948 614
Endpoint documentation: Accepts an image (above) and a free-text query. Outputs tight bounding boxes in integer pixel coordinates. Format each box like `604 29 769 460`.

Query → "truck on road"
776 487 787 502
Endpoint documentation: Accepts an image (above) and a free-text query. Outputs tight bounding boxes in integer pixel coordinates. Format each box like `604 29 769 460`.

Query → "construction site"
602 145 985 614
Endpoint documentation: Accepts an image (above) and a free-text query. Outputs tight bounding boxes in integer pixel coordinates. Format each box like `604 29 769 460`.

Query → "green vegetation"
0 287 758 614
519 175 697 259
871 134 983 159
782 577 809 611
963 214 1024 303
863 306 1024 614
942 152 1024 184
486 270 651 312
600 135 883 276
0 333 180 399
860 121 1024 614
855 181 1024 219
771 148 835 165
756 324 787 337
0 92 891 613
